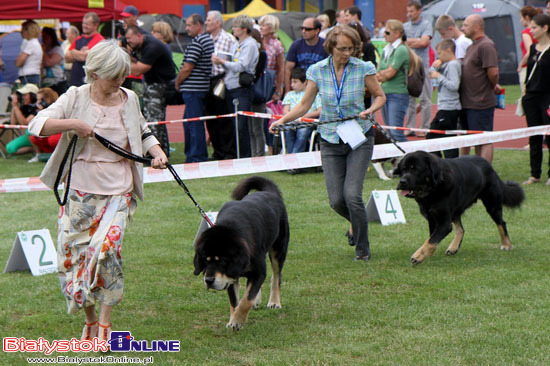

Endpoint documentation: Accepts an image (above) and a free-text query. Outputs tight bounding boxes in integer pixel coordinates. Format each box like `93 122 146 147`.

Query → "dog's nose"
204 277 215 287
399 177 407 186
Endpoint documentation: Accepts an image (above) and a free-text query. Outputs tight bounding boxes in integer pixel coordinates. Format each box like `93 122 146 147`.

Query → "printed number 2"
31 234 54 266
385 194 398 219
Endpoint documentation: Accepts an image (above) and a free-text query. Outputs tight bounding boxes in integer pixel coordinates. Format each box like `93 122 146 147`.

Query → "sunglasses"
335 46 356 53
301 26 317 31
384 30 391 36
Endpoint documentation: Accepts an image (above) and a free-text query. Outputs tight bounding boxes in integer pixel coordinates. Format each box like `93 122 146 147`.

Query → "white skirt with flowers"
57 189 136 314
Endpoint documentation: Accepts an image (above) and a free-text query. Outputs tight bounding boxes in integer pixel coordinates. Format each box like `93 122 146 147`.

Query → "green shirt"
377 43 409 95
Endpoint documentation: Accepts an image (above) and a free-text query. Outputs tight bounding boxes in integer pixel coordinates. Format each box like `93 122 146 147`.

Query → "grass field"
1 143 550 365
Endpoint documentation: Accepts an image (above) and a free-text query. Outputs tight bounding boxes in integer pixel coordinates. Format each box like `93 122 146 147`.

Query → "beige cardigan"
28 84 160 201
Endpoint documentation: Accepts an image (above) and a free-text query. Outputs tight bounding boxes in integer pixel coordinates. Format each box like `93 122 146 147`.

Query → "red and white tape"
2 125 549 194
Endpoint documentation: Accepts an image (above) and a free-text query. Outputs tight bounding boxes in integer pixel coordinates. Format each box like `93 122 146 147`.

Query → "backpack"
404 49 425 98
405 64 425 98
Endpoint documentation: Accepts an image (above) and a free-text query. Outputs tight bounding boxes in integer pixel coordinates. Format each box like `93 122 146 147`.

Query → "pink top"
72 97 133 195
264 37 284 71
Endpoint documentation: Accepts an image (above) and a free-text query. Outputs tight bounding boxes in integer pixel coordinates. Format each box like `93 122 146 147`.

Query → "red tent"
0 0 127 22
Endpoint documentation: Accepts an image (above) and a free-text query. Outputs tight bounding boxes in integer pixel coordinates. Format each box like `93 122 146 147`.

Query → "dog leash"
271 114 406 154
54 134 214 227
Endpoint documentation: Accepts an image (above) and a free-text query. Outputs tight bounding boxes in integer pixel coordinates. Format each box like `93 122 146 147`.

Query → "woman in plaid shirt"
270 26 386 261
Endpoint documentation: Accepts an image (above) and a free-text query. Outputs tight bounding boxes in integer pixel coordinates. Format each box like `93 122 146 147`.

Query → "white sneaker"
27 155 39 163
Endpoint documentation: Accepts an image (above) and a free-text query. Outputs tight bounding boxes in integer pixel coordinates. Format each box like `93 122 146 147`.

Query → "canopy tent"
422 0 522 84
0 0 127 22
223 0 280 21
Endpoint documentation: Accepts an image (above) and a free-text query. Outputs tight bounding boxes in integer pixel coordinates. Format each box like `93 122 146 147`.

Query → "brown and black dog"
193 176 289 331
394 151 524 264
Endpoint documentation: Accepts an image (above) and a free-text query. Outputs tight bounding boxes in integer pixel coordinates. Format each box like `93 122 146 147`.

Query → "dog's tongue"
400 189 411 196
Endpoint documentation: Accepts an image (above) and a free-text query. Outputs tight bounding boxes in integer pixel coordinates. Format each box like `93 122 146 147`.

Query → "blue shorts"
462 107 495 132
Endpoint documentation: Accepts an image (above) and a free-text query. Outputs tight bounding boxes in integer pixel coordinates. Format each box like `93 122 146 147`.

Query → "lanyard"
330 57 349 118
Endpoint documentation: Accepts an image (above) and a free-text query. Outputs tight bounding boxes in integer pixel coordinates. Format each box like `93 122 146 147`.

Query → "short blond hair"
152 21 174 44
84 40 130 83
323 25 361 55
22 20 41 39
259 14 280 34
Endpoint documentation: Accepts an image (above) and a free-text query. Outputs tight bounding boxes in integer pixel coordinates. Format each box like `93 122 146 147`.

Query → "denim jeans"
320 134 374 257
284 127 313 154
19 74 40 86
226 87 252 158
381 93 409 142
182 91 208 163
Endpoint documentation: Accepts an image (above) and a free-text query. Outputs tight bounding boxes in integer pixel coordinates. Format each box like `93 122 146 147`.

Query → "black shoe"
354 255 370 262
287 169 297 175
345 231 355 246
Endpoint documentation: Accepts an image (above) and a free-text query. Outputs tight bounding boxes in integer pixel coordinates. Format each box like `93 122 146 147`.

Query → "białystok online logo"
3 332 180 354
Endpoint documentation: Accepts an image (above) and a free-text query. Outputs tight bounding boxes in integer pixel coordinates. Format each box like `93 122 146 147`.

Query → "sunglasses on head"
384 30 391 35
301 26 317 31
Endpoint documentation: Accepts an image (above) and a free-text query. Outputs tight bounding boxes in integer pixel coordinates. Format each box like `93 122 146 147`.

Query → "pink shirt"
72 98 133 195
264 37 284 71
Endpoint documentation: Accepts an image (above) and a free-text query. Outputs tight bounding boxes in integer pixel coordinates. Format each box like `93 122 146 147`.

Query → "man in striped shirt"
204 10 238 160
175 14 214 163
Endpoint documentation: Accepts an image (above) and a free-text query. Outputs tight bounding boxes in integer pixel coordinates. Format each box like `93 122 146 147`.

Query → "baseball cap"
121 5 139 17
17 83 39 94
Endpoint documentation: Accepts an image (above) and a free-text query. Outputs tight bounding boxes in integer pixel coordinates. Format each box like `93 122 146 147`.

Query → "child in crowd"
427 39 461 158
282 68 321 155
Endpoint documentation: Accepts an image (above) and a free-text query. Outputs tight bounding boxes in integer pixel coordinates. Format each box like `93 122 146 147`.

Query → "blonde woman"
317 14 331 38
152 21 174 48
259 14 284 101
376 19 421 142
29 40 167 343
16 20 43 85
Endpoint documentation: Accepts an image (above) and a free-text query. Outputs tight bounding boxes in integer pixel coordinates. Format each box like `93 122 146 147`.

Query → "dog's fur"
394 151 524 264
193 176 289 331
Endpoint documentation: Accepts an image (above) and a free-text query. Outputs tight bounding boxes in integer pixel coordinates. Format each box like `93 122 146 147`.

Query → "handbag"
238 72 254 88
165 81 183 105
515 98 524 117
212 78 225 99
252 69 275 104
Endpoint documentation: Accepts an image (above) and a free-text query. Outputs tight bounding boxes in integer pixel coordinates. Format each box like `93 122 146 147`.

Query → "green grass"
1 147 550 365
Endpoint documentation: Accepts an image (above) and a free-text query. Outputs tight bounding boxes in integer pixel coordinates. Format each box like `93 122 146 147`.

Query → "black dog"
394 151 524 265
193 176 289 331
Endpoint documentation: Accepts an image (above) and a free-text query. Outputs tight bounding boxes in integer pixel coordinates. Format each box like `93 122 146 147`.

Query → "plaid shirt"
306 56 376 143
211 30 237 76
264 37 284 71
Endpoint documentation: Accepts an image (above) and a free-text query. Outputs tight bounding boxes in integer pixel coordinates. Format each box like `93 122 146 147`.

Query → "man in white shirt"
435 15 472 60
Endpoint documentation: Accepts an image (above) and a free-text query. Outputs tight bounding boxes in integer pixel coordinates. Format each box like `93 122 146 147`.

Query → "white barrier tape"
2 125 549 194
144 113 236 126
0 125 28 129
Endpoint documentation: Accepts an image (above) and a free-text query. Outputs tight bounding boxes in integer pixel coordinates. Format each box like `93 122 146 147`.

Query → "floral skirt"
57 189 136 314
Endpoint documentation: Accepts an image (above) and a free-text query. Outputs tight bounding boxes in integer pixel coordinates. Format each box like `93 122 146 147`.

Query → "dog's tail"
232 176 282 200
502 180 525 208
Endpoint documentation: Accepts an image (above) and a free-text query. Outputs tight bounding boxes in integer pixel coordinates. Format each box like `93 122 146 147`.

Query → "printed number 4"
385 194 398 219
31 234 54 267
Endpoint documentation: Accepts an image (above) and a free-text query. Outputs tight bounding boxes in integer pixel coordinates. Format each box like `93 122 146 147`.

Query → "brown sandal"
523 177 541 185
98 322 112 344
81 320 98 341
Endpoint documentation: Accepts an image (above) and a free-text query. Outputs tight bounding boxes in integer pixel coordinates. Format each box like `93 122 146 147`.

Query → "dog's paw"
226 319 243 331
378 175 391 181
500 244 513 251
445 248 458 256
267 302 281 309
410 255 424 265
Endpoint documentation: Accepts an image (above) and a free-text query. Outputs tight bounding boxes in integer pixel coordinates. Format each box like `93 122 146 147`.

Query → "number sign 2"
366 190 406 226
4 229 57 276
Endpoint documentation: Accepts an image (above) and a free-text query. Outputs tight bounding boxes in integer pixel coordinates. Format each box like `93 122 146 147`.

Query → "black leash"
271 114 406 155
54 135 78 206
55 134 214 227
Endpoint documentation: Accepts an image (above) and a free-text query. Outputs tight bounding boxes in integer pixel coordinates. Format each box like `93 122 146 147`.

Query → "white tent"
422 0 522 84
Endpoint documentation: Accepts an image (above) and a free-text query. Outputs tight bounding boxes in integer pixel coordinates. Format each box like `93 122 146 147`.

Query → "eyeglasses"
300 26 317 31
335 46 355 53
384 31 391 36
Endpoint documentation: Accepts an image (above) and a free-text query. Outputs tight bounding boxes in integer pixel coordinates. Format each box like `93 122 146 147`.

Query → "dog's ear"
428 154 443 185
193 240 205 275
393 158 403 176
232 239 251 273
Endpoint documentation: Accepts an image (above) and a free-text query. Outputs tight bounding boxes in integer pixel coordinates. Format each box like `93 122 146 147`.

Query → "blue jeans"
19 74 40 85
182 91 208 163
285 127 312 153
226 87 252 158
320 134 374 258
381 93 409 142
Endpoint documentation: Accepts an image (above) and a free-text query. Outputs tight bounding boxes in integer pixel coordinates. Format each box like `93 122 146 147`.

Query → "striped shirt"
306 56 376 144
211 30 237 76
180 32 215 92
